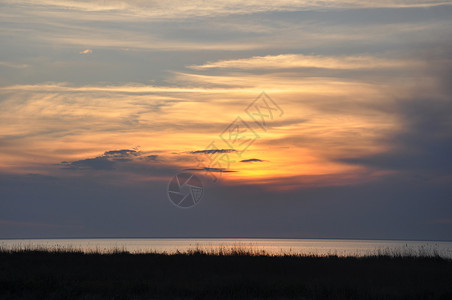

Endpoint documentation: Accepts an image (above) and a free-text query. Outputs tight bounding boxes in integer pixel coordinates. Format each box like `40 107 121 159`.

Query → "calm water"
1 238 452 258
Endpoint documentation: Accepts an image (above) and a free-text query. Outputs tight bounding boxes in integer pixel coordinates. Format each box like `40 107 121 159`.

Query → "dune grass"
0 246 451 299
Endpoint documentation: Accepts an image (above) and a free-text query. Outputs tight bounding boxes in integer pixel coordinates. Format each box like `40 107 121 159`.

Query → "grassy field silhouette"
1 246 451 299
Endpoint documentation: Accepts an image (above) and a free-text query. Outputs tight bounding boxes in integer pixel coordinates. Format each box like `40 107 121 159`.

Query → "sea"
1 238 452 258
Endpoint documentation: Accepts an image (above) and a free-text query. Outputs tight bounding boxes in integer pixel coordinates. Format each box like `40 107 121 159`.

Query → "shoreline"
2 236 452 242
2 238 451 259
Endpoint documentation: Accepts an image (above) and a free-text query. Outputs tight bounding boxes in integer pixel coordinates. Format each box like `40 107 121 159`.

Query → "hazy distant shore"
2 238 451 258
1 248 451 299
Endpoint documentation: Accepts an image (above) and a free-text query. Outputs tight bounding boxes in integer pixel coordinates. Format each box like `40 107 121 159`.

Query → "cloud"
240 158 265 163
336 62 452 176
2 0 450 59
0 61 29 68
5 1 451 21
1 1 451 189
339 97 452 174
188 54 421 70
0 82 253 94
146 155 158 161
184 167 237 173
63 156 116 170
191 149 236 154
103 149 140 161
79 49 92 54
61 149 149 170
1 0 452 243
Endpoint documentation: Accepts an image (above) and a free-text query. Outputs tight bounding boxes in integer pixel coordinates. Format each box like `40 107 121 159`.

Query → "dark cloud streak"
339 65 452 175
60 149 159 170
240 158 265 163
191 149 236 154
184 167 237 173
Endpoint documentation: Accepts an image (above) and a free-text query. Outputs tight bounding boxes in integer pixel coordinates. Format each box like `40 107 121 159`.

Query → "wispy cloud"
191 149 236 154
240 159 265 163
0 54 446 188
79 49 92 54
189 54 423 70
0 61 29 68
4 1 451 20
2 0 450 56
1 0 451 191
184 167 237 173
60 149 148 170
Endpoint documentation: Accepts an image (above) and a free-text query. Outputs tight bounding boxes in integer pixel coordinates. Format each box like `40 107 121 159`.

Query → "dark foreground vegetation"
0 247 451 299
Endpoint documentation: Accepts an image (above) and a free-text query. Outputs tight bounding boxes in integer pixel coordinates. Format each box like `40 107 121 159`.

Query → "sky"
0 0 451 240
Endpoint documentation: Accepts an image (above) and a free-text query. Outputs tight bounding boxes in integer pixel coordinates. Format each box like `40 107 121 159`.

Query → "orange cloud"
189 54 424 70
79 49 92 54
2 48 437 189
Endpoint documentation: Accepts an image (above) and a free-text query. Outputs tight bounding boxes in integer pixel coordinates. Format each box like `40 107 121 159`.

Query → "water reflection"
1 238 451 258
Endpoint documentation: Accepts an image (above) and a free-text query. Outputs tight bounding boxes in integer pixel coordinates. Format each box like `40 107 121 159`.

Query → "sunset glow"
1 0 451 240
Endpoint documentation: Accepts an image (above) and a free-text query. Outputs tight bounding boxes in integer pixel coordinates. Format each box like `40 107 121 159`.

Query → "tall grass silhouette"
1 245 451 299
